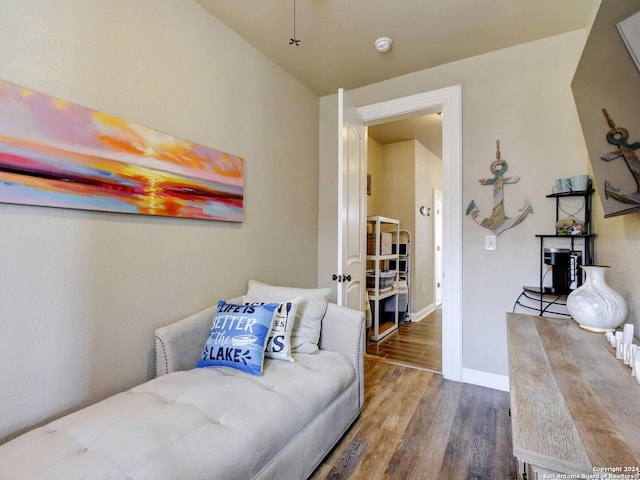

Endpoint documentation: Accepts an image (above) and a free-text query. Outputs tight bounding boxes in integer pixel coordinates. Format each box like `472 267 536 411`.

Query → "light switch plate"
485 235 496 251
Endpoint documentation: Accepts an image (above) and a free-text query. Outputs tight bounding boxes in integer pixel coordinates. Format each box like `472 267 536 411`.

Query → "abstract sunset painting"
0 79 244 222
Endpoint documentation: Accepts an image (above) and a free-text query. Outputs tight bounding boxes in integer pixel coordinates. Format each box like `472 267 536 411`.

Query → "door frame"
357 85 462 382
434 188 443 306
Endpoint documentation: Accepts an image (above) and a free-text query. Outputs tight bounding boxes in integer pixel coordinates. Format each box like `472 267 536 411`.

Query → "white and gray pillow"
245 280 331 354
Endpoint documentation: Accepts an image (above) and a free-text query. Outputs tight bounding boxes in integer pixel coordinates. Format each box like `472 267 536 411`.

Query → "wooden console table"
507 313 640 479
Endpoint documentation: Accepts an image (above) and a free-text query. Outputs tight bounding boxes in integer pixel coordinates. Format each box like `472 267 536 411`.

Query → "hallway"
366 308 442 372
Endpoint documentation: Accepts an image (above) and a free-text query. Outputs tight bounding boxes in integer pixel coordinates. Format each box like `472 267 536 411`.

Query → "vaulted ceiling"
196 0 599 96
195 1 599 153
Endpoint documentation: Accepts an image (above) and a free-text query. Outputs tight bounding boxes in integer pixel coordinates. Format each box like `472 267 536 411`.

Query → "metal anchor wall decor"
465 140 533 235
600 108 640 205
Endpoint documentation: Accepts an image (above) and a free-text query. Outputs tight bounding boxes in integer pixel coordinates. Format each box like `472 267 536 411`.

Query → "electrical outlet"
485 235 496 251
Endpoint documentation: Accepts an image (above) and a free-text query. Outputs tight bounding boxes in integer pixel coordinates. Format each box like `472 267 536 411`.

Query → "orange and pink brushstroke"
0 79 244 221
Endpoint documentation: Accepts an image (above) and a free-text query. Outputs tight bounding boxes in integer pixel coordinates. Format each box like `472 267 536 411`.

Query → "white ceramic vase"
567 265 628 332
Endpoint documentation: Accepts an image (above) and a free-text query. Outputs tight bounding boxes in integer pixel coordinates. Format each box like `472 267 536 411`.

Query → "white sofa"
0 300 365 480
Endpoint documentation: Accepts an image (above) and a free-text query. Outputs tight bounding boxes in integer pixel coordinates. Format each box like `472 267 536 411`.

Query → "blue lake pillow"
196 300 278 375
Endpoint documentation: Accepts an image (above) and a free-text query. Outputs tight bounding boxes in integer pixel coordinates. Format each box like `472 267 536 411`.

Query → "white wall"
379 141 415 228
414 141 443 315
0 0 319 442
344 30 590 377
366 137 383 216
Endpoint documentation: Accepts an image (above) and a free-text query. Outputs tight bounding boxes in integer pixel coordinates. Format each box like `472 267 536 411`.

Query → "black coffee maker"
543 248 582 294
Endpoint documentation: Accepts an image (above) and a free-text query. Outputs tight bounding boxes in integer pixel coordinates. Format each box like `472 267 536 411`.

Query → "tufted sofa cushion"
0 351 356 480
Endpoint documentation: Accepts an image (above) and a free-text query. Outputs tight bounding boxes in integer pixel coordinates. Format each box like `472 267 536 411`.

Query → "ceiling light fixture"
374 36 393 53
289 0 300 46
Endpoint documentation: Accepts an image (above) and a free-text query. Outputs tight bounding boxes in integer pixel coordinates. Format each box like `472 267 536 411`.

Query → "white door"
434 189 443 305
336 88 367 311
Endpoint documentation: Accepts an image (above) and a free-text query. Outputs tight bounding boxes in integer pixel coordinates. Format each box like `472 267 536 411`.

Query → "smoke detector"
374 36 393 53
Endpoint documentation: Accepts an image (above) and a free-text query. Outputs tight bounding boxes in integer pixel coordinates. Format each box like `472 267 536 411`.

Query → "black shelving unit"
513 181 596 316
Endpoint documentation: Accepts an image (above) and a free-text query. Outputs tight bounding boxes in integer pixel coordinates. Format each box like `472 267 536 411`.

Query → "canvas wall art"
0 79 244 222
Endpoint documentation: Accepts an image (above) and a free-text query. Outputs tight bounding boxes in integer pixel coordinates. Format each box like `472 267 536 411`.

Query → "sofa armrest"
319 303 366 409
154 305 217 376
154 297 245 376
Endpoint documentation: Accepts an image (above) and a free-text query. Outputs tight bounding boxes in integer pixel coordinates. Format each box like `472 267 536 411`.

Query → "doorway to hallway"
365 114 443 372
354 85 462 381
317 84 462 381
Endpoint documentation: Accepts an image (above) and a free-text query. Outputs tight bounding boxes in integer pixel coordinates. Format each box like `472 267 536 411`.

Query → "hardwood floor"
310 357 517 480
366 308 442 372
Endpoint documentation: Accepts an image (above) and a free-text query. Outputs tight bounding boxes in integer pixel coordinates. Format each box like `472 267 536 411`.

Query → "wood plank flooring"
366 308 442 372
310 357 517 480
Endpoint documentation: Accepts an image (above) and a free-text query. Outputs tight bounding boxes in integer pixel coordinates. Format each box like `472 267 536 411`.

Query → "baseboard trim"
410 303 436 322
462 368 510 392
